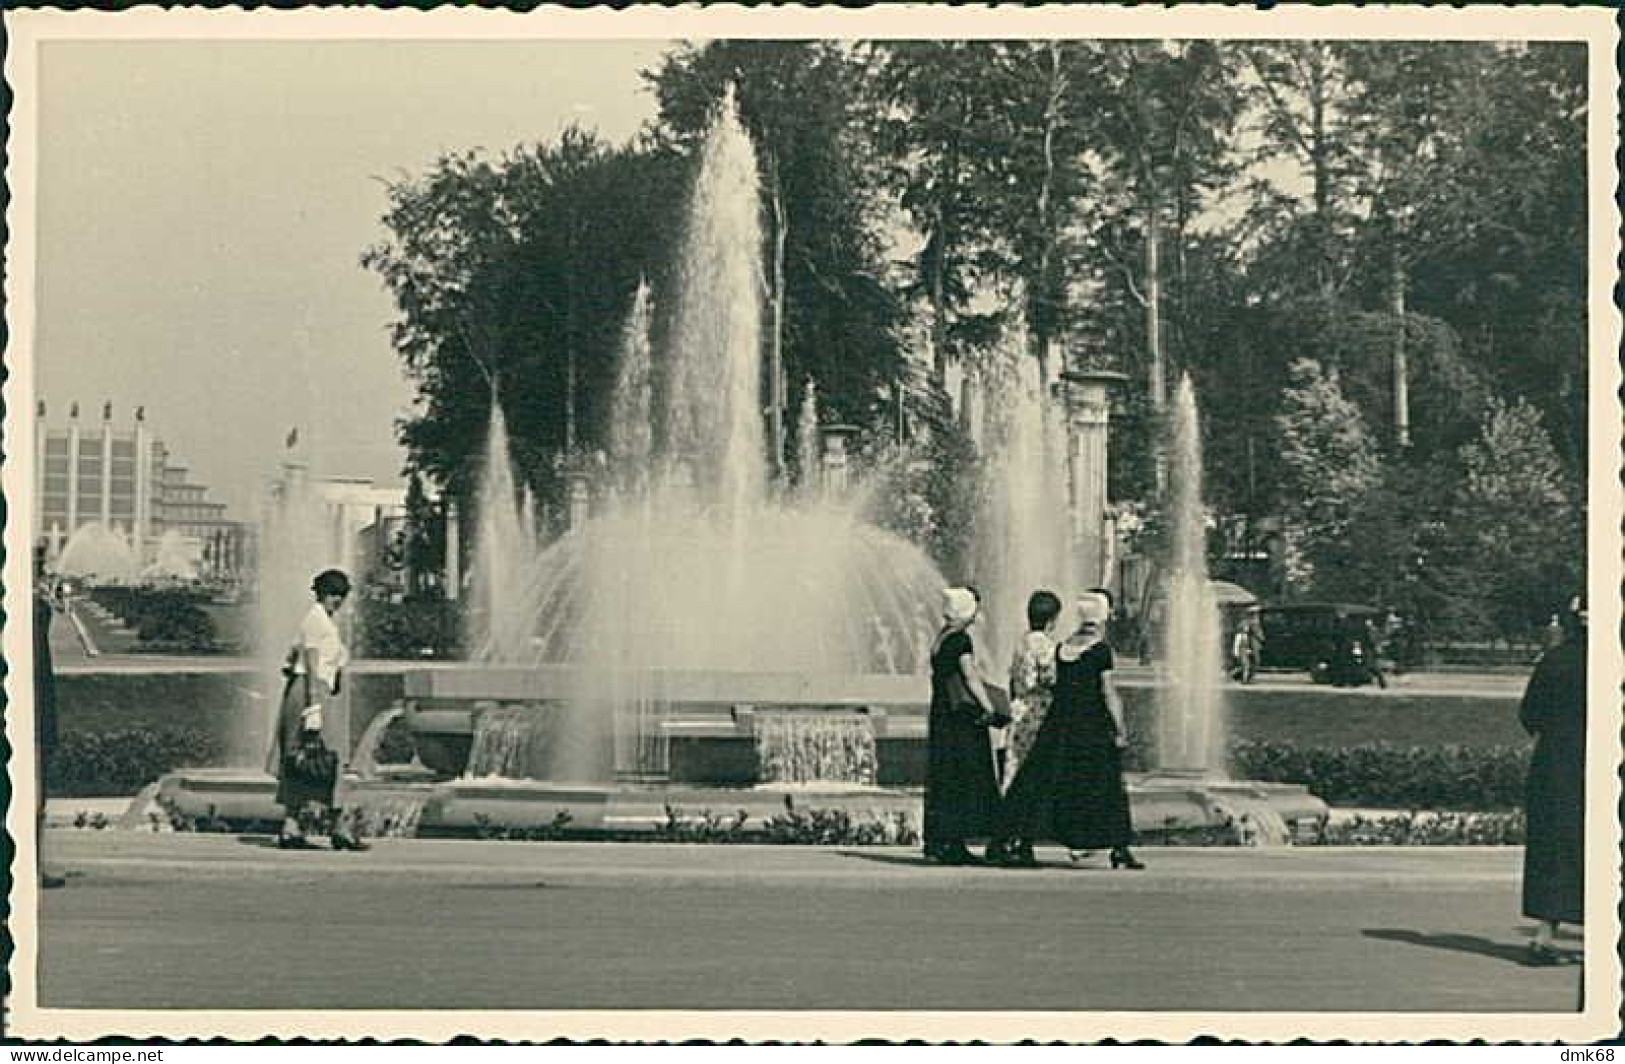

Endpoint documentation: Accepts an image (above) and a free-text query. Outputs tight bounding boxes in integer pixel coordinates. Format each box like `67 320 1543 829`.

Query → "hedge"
1232 740 1529 811
47 726 225 798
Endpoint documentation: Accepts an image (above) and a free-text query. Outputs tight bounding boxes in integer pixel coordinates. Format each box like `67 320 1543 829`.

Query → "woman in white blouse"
273 568 366 850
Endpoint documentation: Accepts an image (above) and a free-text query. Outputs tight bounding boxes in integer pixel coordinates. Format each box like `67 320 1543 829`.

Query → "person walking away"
923 586 1002 865
1520 592 1586 964
987 593 1142 869
271 569 367 851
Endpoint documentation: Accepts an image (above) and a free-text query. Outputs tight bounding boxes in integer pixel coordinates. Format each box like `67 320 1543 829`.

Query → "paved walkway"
34 831 1583 1015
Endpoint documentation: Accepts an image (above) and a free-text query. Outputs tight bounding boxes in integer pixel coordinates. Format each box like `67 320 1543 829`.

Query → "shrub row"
47 726 224 797
357 596 463 660
90 586 218 651
1232 740 1528 811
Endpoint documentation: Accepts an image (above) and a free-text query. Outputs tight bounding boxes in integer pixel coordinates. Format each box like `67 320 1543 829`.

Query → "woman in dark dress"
1521 592 1586 964
923 586 1001 865
988 592 1143 869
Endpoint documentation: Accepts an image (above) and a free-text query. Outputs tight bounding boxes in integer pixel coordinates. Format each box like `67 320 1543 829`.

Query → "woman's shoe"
1109 847 1145 870
930 842 979 866
1003 842 1039 868
1526 941 1575 966
331 832 371 852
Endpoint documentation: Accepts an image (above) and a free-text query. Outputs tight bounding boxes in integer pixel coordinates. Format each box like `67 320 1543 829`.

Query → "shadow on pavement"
1363 928 1578 968
836 849 937 868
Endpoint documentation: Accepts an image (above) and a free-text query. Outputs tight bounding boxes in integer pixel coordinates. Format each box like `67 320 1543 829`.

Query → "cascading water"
973 324 1080 669
466 86 947 784
1155 375 1226 775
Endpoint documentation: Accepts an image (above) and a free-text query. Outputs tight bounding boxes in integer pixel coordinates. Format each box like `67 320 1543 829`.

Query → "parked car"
1257 602 1386 677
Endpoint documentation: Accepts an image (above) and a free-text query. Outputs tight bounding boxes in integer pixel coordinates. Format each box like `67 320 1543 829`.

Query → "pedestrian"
987 592 1143 870
34 551 66 889
1231 606 1263 684
986 590 1063 866
1520 592 1586 965
271 568 367 851
922 586 1001 865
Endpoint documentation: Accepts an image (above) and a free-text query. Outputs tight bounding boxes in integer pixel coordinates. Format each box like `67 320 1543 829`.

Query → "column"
66 411 81 535
133 421 150 566
33 402 46 544
100 413 114 528
1058 370 1127 589
818 424 858 497
567 471 591 533
443 500 460 601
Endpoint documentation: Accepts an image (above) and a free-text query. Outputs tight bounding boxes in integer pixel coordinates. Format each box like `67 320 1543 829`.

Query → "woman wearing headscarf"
987 592 1142 869
923 586 1002 865
1520 592 1586 964
271 568 367 851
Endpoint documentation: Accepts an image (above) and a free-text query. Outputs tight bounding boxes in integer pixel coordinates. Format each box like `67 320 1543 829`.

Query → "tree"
1456 396 1583 637
648 41 904 473
363 131 684 518
1272 358 1382 589
866 41 1010 381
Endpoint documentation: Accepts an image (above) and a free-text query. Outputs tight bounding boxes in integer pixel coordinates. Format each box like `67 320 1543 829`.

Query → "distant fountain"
464 86 946 784
143 528 200 581
1154 375 1226 776
56 521 139 584
974 324 1079 668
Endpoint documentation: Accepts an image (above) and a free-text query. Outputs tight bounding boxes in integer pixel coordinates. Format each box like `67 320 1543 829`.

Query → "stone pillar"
34 402 46 544
818 424 858 497
443 500 460 601
1057 370 1127 590
100 409 114 529
133 419 150 567
66 408 81 536
567 470 591 532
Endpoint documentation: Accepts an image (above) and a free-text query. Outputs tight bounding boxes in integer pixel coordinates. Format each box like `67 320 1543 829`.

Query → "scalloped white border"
3 3 1620 1045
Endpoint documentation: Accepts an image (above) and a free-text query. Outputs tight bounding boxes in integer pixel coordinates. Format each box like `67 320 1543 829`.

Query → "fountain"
158 89 1325 842
1156 376 1226 774
411 83 947 800
56 521 139 584
142 528 201 582
1137 375 1321 843
973 323 1079 669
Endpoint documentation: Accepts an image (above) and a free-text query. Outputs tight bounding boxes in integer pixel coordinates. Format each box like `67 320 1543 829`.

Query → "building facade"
35 401 254 580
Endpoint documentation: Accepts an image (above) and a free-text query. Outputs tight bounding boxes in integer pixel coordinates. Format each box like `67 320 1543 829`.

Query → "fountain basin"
150 769 1325 841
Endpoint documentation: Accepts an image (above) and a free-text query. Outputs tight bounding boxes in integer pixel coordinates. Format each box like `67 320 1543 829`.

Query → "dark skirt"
1523 731 1584 924
923 710 1000 844
995 724 1133 851
273 674 338 813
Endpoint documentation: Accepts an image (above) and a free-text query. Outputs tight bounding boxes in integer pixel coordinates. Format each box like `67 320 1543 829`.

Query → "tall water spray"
974 324 1079 668
248 457 347 767
1155 375 1225 775
467 402 536 663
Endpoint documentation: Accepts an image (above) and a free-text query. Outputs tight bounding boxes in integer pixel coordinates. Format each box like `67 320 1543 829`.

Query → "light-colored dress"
1005 629 1058 784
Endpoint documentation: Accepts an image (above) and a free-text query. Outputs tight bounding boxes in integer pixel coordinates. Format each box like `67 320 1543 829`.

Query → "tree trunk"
1145 192 1166 415
1391 250 1410 449
1031 43 1064 387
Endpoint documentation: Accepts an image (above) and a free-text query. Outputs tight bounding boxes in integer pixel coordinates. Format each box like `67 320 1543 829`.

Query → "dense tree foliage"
365 38 1589 646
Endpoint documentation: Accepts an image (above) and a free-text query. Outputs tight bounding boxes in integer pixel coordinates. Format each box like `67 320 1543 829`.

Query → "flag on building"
285 427 299 449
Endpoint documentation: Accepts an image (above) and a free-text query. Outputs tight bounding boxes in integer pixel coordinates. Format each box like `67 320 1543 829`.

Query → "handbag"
284 733 338 790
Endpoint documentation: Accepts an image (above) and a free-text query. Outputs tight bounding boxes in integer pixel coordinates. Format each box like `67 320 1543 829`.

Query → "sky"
33 39 675 518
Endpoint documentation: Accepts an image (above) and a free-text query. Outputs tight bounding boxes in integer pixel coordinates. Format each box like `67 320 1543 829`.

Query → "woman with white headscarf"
922 586 1002 865
987 592 1142 869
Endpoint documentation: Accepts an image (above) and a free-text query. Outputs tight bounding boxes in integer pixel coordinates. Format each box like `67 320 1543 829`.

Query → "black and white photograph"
3 4 1620 1044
